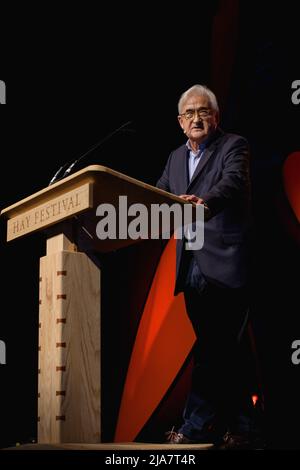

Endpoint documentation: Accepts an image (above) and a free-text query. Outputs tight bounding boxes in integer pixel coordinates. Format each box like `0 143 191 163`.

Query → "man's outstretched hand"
179 194 211 220
179 194 205 205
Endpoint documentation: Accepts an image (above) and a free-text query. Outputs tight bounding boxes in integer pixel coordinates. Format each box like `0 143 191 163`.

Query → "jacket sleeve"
156 152 173 192
201 137 251 216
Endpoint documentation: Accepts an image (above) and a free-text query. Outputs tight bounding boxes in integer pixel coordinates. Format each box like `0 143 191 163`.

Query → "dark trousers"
179 283 254 440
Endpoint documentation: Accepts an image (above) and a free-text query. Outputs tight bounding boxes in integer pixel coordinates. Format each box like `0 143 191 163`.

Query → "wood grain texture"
1 165 196 250
47 233 76 254
6 183 93 241
38 246 100 443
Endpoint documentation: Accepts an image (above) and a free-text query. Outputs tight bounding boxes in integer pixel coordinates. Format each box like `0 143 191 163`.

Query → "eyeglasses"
179 108 212 120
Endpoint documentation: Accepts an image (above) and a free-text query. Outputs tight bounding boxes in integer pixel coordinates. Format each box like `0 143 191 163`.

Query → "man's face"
178 94 218 145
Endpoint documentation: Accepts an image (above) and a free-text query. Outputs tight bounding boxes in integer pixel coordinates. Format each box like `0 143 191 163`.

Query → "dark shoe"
165 428 196 444
218 432 265 450
218 431 250 450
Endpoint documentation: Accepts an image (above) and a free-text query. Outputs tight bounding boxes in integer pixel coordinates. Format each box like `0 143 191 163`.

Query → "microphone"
48 120 134 185
48 163 69 185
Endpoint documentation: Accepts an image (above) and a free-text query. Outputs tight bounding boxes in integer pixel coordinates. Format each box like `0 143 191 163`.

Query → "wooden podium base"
38 233 101 443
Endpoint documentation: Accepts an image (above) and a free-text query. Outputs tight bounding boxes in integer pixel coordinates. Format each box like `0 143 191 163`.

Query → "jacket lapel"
187 128 223 191
179 146 189 192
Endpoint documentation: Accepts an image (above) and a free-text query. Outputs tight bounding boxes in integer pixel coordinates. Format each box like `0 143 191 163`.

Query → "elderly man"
157 84 257 449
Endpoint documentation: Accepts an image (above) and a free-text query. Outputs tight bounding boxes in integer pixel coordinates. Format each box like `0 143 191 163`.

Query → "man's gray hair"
178 84 219 114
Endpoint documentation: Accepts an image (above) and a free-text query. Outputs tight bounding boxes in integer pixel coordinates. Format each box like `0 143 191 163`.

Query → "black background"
0 1 299 450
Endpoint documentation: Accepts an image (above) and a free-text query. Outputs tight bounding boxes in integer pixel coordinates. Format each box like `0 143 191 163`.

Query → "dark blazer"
156 128 251 293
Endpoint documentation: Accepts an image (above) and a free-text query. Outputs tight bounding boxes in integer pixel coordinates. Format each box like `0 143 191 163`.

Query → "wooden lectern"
0 165 190 444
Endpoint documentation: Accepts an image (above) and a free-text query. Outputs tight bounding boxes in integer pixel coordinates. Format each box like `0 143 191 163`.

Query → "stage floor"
2 442 213 451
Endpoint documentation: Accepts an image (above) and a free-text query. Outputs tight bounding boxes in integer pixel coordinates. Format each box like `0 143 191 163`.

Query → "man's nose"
192 114 203 123
192 111 203 121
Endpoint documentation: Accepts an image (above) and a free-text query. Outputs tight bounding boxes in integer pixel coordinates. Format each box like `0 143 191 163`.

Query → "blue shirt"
186 141 206 182
185 141 207 292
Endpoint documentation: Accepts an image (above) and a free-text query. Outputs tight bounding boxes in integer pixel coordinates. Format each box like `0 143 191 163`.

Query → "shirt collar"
185 128 217 153
186 140 206 154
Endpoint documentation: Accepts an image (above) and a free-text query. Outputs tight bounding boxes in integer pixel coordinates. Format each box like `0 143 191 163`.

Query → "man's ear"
178 115 185 131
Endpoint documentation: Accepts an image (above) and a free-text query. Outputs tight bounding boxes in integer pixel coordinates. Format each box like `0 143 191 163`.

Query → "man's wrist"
203 202 211 220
